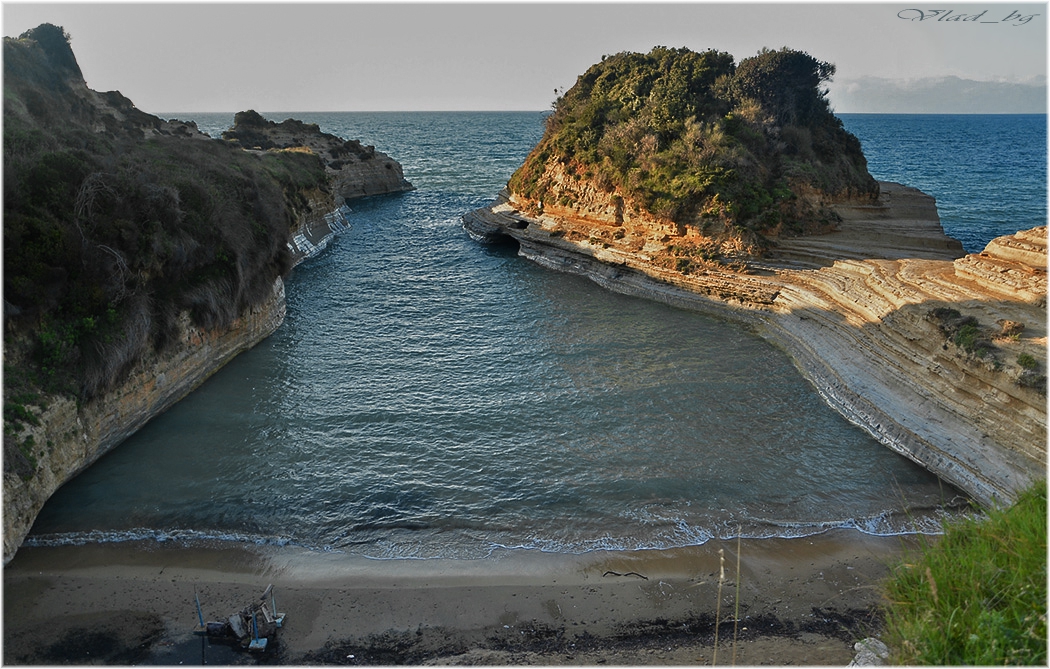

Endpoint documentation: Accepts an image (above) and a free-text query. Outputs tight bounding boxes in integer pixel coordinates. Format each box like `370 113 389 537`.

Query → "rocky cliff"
222 109 414 204
219 110 413 265
464 183 1047 508
3 279 286 561
3 24 412 563
509 46 880 262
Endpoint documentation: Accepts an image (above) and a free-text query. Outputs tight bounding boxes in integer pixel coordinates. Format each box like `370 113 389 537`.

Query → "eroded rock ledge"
464 183 1047 507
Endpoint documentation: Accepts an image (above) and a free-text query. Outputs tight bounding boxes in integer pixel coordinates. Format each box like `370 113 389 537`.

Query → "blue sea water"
26 112 1043 559
839 114 1046 253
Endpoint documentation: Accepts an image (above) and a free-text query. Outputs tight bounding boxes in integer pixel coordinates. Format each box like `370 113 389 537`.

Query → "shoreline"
3 529 916 665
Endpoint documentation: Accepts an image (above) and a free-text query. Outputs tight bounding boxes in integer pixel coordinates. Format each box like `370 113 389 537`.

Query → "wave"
24 499 971 559
22 528 318 551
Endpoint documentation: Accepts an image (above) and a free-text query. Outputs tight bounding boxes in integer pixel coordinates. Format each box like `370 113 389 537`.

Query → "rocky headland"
464 46 1046 507
222 109 413 263
2 24 412 562
465 186 1047 508
470 184 1050 504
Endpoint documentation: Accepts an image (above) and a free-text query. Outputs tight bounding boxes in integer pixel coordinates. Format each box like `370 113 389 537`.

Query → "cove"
25 112 961 558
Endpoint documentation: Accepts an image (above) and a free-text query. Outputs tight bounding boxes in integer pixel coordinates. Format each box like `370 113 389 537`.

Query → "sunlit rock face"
465 184 1047 507
473 46 1045 503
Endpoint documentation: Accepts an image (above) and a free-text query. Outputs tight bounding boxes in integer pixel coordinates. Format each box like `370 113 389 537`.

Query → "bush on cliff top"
882 479 1047 665
509 46 877 239
3 25 328 413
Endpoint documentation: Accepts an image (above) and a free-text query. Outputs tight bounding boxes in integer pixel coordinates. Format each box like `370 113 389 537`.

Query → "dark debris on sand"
295 606 881 665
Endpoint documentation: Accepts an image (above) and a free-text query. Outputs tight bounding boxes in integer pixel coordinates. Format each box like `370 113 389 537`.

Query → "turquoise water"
29 112 1039 559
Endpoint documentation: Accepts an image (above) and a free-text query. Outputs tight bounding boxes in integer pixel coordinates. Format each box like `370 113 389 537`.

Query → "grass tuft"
883 479 1047 665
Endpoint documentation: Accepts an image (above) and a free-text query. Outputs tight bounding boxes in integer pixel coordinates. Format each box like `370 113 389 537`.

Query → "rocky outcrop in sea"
464 184 1047 507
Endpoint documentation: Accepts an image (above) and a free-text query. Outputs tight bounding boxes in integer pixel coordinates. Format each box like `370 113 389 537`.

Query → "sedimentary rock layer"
464 182 1047 507
2 193 365 564
2 27 415 563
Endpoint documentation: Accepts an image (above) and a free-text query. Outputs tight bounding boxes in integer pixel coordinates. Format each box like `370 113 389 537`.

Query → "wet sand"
3 530 914 665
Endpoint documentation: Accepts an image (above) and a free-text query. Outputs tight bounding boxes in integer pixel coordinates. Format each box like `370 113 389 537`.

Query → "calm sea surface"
27 112 1044 559
839 114 1046 253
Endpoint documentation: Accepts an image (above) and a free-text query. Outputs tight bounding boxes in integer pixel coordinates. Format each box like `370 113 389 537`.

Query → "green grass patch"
883 480 1047 665
926 308 998 360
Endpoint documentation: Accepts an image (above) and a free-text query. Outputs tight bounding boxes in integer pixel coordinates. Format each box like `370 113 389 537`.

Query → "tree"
728 48 835 127
18 23 81 79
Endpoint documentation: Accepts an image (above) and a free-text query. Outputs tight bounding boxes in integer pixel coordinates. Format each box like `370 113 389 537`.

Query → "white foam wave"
24 501 972 560
22 528 331 552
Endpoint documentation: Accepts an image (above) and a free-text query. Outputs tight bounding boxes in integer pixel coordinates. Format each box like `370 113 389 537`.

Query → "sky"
2 2 1046 113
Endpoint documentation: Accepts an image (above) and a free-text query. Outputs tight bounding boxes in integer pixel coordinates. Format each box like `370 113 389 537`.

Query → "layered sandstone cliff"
4 170 406 564
464 183 1047 507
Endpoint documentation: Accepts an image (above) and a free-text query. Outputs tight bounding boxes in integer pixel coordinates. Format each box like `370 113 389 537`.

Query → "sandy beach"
3 529 914 665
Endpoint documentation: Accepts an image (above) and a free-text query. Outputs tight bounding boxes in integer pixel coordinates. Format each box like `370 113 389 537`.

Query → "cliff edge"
222 109 413 201
2 24 411 562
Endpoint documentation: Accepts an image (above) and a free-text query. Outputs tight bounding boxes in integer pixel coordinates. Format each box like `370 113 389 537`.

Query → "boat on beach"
195 584 285 653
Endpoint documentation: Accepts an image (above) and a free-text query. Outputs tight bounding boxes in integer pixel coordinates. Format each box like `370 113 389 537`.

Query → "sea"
24 112 1046 560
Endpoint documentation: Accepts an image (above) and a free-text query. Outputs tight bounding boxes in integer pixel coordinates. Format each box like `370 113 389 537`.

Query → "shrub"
927 306 961 323
953 322 979 350
1017 353 1039 370
953 323 997 359
4 28 328 400
927 308 997 359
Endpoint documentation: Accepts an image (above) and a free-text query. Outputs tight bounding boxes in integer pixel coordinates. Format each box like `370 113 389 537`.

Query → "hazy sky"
2 2 1046 113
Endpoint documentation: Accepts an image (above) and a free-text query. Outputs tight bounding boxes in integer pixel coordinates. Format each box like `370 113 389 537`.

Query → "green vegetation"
953 322 992 357
3 24 330 474
883 480 1047 665
926 309 1045 393
1018 352 1039 370
509 46 877 244
1017 353 1047 393
2 365 48 480
926 307 998 359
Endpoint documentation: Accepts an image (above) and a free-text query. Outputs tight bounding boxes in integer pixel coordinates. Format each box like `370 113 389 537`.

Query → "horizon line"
150 109 1049 116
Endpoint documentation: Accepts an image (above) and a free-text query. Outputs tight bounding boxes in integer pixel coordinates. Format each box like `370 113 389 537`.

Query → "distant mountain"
828 76 1047 114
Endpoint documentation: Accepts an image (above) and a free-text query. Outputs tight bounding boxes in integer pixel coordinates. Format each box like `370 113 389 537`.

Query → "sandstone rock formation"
4 172 405 564
464 183 1047 507
3 280 286 561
